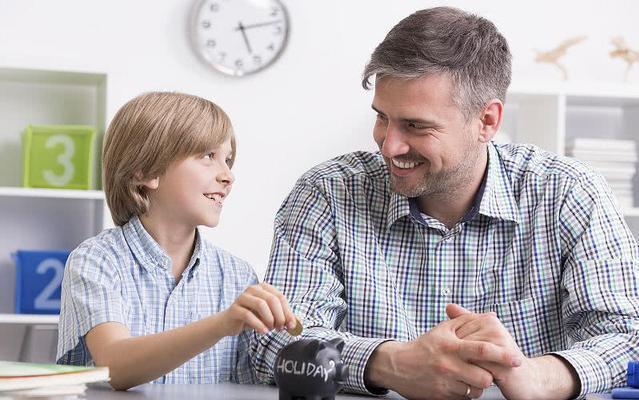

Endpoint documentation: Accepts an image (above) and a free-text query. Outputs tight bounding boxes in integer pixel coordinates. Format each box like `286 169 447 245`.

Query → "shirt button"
441 287 452 296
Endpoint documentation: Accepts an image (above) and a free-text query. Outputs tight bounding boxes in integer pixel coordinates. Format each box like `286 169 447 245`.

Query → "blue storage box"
14 250 70 314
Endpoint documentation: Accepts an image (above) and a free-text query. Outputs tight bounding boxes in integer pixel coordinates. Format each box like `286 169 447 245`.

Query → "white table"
86 383 506 399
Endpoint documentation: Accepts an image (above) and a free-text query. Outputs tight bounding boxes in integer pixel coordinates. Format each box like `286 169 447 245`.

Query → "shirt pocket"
475 238 532 303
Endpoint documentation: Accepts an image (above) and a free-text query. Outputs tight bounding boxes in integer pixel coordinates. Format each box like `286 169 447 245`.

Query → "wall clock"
190 0 290 77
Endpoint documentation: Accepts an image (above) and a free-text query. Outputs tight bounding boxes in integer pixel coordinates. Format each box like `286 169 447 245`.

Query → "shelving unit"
0 67 108 362
502 82 639 238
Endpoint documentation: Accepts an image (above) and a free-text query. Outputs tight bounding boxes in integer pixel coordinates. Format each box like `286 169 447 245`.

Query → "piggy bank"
274 338 349 400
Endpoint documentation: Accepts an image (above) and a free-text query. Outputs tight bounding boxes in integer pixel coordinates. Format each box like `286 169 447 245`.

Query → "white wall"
1 0 638 278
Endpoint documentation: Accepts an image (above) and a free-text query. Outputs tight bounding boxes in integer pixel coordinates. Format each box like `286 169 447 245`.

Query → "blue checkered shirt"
250 142 639 397
57 215 258 384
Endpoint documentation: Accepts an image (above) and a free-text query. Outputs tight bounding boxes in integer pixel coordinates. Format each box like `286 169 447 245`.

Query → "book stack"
0 361 109 399
567 138 637 209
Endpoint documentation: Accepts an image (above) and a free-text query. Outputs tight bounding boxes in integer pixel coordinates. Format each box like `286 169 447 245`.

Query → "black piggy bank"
274 338 349 400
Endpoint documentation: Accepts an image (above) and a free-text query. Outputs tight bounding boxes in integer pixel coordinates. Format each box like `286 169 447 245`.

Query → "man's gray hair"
362 7 512 120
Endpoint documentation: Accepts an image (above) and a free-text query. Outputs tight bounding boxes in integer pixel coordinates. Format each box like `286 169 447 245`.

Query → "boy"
57 92 297 390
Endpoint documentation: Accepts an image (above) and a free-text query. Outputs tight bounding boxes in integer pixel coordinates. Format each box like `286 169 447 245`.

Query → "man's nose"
381 123 409 158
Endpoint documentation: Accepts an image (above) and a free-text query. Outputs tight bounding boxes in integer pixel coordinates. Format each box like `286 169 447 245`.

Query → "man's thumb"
446 303 471 319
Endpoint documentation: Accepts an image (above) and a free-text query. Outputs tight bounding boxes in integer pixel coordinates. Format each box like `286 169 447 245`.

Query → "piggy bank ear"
328 338 345 353
306 340 322 355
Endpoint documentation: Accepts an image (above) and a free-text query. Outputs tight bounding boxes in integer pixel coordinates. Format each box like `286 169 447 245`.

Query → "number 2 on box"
34 258 64 310
43 134 75 186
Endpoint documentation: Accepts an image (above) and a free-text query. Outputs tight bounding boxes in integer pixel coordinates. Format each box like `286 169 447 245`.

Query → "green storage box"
22 125 96 189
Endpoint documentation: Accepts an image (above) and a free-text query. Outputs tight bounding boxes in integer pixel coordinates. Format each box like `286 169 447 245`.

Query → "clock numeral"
209 3 220 12
253 55 262 65
202 20 211 29
270 6 279 17
219 52 226 61
206 39 216 48
267 43 275 52
273 25 283 35
235 59 244 68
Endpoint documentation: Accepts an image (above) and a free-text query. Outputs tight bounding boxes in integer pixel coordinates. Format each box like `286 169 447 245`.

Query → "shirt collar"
386 142 519 228
123 215 203 273
478 142 520 224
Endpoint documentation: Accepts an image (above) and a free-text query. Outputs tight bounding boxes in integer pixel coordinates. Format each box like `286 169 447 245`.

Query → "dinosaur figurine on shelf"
610 36 639 81
534 36 587 80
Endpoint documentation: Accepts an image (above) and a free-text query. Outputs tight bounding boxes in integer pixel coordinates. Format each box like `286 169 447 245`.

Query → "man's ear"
477 98 503 143
134 171 159 190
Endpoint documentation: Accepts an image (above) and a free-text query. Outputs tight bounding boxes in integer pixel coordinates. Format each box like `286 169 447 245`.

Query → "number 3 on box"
43 134 75 186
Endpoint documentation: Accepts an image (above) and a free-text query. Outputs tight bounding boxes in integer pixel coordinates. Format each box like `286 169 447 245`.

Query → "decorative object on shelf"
13 250 70 315
22 125 96 190
189 0 290 77
274 338 348 400
566 138 636 209
534 36 587 80
609 36 639 81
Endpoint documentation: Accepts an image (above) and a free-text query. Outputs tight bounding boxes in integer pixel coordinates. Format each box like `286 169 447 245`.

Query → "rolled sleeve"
558 172 639 395
250 179 393 395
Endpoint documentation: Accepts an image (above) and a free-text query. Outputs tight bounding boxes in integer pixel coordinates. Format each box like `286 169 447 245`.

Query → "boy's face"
149 137 234 229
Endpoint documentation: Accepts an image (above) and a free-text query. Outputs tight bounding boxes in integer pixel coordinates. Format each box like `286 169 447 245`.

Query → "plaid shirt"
250 142 639 397
57 215 258 384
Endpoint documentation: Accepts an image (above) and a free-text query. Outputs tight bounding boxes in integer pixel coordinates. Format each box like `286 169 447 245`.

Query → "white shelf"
0 313 59 325
0 186 104 200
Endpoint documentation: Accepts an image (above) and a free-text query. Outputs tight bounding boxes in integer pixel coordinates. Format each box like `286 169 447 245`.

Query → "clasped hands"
367 304 576 400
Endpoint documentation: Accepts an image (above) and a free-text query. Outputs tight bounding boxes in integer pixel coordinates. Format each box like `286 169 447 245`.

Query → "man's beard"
388 141 480 199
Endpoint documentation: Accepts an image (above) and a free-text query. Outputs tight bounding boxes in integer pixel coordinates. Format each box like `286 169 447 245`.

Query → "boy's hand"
220 282 297 336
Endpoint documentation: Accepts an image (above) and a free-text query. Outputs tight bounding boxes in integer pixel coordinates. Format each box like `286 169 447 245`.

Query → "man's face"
372 74 482 198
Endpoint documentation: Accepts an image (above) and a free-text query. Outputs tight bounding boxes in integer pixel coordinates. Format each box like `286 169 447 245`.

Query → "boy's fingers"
237 294 275 330
240 308 268 334
257 283 297 329
254 286 286 329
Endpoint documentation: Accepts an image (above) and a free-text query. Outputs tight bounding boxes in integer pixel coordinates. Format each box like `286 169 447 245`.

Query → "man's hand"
220 282 297 336
365 312 522 399
447 304 580 400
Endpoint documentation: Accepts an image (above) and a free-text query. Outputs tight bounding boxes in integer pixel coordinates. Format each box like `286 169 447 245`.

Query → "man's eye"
376 114 387 122
408 122 425 129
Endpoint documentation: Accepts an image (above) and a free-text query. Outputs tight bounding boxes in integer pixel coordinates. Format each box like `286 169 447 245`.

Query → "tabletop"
86 382 506 399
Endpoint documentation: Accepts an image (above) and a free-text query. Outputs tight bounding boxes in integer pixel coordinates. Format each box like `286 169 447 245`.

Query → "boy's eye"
204 152 215 160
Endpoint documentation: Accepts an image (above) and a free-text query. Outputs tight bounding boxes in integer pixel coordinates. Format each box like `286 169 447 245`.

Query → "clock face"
190 0 290 77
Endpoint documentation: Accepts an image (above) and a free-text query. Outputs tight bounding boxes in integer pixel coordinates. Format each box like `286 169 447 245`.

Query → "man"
250 7 639 399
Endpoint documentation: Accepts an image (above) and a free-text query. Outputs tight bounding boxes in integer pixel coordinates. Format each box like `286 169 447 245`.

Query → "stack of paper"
567 138 637 209
0 361 109 399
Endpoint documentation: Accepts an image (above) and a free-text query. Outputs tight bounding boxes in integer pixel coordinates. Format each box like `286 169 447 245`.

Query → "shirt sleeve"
552 171 639 396
249 178 390 395
56 242 127 365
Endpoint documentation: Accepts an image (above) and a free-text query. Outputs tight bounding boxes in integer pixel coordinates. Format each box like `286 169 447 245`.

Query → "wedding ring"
464 385 471 398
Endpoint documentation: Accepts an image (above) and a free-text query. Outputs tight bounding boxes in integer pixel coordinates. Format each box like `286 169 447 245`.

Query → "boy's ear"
134 172 160 190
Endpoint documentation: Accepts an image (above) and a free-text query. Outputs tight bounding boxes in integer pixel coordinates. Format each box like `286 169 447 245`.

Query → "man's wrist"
364 340 402 391
533 355 580 399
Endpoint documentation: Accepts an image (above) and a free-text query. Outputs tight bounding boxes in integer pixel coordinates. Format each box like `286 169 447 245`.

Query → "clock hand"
234 20 282 30
236 21 253 54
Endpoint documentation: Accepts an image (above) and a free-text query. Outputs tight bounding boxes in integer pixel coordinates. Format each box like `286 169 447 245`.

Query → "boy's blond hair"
103 92 235 226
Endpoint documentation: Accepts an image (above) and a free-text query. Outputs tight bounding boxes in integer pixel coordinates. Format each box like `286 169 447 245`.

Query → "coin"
287 317 303 336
